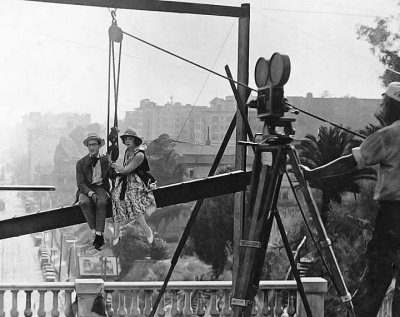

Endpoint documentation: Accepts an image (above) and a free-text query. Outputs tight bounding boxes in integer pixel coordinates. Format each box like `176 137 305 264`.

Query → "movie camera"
248 52 295 139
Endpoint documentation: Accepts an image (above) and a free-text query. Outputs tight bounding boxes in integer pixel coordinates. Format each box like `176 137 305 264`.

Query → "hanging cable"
121 29 369 140
107 10 123 169
386 67 400 75
122 30 256 93
287 102 367 139
174 20 236 144
172 20 237 151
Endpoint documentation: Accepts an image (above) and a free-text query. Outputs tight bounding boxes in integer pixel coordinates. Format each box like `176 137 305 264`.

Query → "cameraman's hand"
299 165 313 180
91 193 99 204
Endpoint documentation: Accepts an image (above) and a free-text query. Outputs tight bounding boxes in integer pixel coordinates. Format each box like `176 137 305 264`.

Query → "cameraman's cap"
384 82 400 102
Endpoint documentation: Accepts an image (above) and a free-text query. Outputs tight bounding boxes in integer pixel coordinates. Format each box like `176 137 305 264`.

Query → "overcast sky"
0 0 396 130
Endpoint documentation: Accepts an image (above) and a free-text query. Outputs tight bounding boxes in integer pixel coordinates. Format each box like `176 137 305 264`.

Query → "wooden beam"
25 0 249 18
0 170 251 240
154 170 251 207
233 3 250 293
0 186 55 191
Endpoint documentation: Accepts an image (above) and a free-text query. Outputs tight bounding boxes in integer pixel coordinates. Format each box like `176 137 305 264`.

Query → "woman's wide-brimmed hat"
120 128 143 145
83 132 105 147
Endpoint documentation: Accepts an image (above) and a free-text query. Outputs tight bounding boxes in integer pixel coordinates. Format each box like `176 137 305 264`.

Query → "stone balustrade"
0 278 327 317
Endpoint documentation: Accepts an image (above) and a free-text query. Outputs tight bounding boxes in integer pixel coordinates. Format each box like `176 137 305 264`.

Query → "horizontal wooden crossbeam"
0 170 251 240
25 0 249 18
0 186 55 191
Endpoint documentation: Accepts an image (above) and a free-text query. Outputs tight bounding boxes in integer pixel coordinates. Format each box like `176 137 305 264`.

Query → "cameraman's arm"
302 154 358 180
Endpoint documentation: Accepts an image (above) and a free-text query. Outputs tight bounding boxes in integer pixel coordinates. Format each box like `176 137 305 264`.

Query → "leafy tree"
68 124 103 147
320 90 332 98
146 134 187 186
190 165 235 277
357 10 400 85
150 238 170 260
296 126 373 225
112 224 169 278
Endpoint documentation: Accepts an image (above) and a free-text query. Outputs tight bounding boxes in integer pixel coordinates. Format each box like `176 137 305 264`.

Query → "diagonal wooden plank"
0 170 251 240
25 0 249 18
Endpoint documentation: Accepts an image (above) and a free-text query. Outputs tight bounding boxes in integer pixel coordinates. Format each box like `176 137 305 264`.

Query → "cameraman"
302 82 400 316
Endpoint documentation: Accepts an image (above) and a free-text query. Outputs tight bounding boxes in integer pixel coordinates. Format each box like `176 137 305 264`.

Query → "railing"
0 282 75 317
0 278 327 317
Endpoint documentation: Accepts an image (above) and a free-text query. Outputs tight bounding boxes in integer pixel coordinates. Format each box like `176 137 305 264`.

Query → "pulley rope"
111 39 123 126
173 20 236 146
107 10 123 168
107 38 112 154
121 29 370 140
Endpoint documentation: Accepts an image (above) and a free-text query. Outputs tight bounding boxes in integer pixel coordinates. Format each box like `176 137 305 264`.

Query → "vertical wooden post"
233 2 250 292
296 278 328 317
75 279 104 317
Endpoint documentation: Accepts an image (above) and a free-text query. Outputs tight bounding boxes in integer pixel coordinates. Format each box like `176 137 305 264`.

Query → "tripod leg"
273 209 313 317
233 147 285 317
288 148 355 316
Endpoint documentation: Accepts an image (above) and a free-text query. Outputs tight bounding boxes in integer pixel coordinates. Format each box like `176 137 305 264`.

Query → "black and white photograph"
0 0 397 316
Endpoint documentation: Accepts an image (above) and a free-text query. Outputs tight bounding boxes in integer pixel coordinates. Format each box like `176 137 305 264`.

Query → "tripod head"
248 53 295 144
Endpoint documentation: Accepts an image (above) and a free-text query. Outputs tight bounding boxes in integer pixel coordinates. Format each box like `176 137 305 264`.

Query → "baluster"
209 290 219 317
117 291 128 317
182 290 192 317
37 290 46 317
144 290 153 317
51 290 60 317
250 297 258 317
261 290 272 317
106 290 114 317
64 290 73 317
10 290 19 317
195 291 205 317
273 291 283 317
156 291 166 317
170 290 179 317
24 291 33 317
286 292 296 317
0 290 5 317
221 289 231 317
130 291 140 317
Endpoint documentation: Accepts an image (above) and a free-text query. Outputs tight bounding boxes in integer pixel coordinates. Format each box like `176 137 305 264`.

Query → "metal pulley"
108 11 123 43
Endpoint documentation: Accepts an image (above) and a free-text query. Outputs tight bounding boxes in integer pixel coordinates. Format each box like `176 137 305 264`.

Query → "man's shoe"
93 234 105 251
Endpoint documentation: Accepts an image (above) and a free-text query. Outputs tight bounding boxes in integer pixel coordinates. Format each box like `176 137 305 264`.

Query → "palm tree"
296 126 374 225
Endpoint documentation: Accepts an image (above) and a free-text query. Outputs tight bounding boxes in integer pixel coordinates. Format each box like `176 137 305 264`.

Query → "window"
188 168 195 178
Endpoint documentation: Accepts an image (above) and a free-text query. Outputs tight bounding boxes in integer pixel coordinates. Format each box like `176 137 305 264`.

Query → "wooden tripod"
231 140 355 317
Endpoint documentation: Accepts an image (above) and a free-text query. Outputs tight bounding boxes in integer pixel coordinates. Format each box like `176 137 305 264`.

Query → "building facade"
22 112 91 183
120 94 380 145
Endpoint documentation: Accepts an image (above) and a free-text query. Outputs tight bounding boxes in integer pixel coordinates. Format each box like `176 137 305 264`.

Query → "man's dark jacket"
76 154 111 197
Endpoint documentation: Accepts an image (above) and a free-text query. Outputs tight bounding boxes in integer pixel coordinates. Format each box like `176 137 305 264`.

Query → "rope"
287 103 367 139
173 20 237 145
387 67 400 75
122 30 256 93
121 30 370 141
107 39 112 154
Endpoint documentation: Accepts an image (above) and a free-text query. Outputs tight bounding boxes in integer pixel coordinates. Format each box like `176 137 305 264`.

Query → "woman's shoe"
147 229 154 244
112 237 121 246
